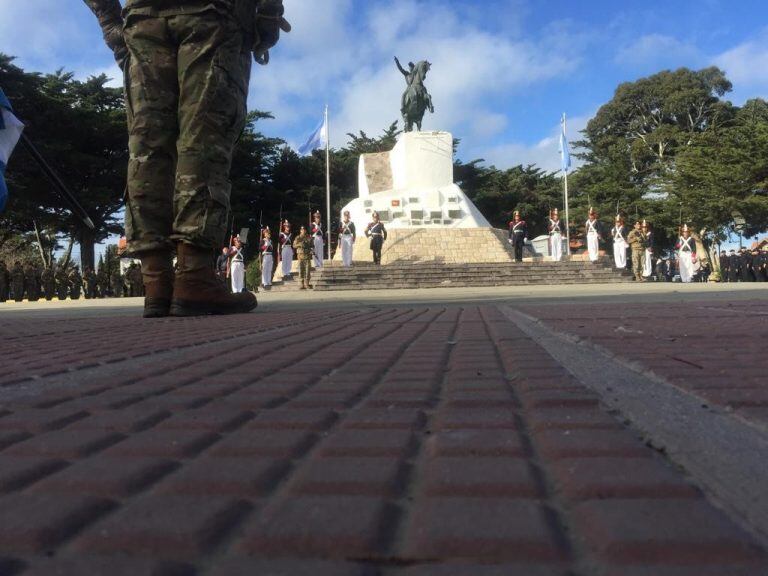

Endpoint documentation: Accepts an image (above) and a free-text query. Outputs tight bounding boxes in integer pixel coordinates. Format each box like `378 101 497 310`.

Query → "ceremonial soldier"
626 220 648 282
676 224 697 283
41 265 55 300
24 264 41 301
338 210 356 267
585 207 601 262
11 261 25 302
365 211 387 265
110 266 124 297
292 225 313 289
259 227 274 290
719 250 730 282
84 267 98 298
548 208 564 262
610 215 629 269
727 249 739 282
278 220 293 280
69 266 83 300
55 266 69 300
229 235 246 293
642 220 654 279
310 211 324 269
508 210 527 263
0 261 9 302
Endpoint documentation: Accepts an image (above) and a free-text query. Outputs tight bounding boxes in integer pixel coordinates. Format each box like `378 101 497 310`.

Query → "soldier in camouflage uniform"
626 220 648 282
0 262 9 302
69 266 83 300
292 225 314 290
10 261 25 302
55 267 69 300
84 0 289 317
41 266 56 301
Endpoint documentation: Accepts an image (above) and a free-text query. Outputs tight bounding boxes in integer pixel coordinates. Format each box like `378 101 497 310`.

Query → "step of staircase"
314 258 633 291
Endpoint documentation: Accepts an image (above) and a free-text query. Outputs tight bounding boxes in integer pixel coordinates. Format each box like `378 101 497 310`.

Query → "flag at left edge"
0 88 25 212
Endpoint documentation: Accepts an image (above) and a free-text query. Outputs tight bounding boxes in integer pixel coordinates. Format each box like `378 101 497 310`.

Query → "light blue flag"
559 114 571 173
0 88 25 212
298 115 328 156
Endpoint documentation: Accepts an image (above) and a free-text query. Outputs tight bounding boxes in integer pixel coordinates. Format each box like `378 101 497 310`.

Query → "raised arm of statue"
394 57 409 78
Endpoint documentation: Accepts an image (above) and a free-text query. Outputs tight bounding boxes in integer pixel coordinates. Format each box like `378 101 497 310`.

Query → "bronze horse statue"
395 57 434 132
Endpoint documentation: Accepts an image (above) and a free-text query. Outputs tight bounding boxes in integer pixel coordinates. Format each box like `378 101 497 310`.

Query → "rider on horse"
395 56 434 132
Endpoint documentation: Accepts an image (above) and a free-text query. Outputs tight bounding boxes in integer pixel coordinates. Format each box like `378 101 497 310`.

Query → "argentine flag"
0 88 24 212
559 114 571 173
298 114 328 156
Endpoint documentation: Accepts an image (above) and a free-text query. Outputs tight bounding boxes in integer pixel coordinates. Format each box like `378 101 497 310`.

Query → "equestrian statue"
395 56 434 132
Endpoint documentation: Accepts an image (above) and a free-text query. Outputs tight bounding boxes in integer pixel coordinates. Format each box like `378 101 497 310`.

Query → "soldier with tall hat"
229 234 246 294
508 210 527 263
365 211 387 265
610 214 629 269
548 208 564 262
642 220 654 279
585 207 601 262
338 210 356 267
260 226 274 290
676 224 697 283
310 210 324 269
278 220 293 280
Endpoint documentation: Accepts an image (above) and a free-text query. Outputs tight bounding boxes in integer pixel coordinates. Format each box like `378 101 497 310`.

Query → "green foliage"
245 258 261 290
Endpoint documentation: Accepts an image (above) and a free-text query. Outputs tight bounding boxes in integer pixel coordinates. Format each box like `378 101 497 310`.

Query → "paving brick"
422 458 541 498
3 430 124 459
0 408 89 433
0 457 68 493
519 389 601 409
550 457 700 501
207 429 317 459
155 405 253 432
599 567 766 576
426 429 528 457
434 407 518 430
207 558 367 576
527 407 624 431
0 431 30 452
20 558 193 576
318 430 416 458
402 498 566 561
236 496 396 557
248 409 338 431
0 494 113 553
571 499 768 565
534 429 651 459
342 409 426 430
29 457 177 498
291 457 406 496
100 430 220 459
154 457 288 497
397 566 569 576
72 495 249 557
63 407 170 432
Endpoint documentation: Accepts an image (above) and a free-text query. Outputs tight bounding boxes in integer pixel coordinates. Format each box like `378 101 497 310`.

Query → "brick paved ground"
0 301 767 575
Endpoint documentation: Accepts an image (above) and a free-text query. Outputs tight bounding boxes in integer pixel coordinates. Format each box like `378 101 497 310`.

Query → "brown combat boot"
170 243 257 317
141 250 174 318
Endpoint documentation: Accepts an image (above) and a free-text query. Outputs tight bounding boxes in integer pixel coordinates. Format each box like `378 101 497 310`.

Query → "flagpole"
562 113 571 258
324 104 331 263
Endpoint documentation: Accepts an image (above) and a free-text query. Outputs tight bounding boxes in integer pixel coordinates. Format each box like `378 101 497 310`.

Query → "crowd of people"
0 260 145 302
720 246 768 282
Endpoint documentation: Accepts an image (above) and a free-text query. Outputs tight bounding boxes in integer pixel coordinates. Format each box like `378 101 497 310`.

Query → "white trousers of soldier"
230 260 245 293
341 235 354 267
679 251 694 283
643 248 653 277
313 236 324 268
550 233 562 262
261 253 273 287
281 245 293 278
613 240 627 268
587 231 599 262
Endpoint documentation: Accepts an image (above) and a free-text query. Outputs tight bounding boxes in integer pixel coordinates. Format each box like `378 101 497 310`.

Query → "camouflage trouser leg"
123 10 251 254
632 250 644 279
299 260 311 284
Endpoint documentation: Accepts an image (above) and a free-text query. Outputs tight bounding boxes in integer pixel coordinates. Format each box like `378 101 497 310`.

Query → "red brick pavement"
0 305 765 575
520 300 768 430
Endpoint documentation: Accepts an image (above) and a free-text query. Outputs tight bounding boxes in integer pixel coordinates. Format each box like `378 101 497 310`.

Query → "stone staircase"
314 258 633 291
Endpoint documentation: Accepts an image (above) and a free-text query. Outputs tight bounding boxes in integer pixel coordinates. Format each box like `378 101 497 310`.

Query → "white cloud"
615 34 699 68
713 28 768 95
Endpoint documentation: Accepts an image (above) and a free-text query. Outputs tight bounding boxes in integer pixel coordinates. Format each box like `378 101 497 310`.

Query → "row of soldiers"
719 248 768 283
0 261 146 302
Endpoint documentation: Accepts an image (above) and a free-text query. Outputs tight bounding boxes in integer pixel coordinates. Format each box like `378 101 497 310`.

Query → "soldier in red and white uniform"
338 210 356 267
508 210 527 262
548 208 564 262
676 224 697 283
260 227 274 290
585 207 601 262
610 214 629 269
279 220 293 280
310 211 324 268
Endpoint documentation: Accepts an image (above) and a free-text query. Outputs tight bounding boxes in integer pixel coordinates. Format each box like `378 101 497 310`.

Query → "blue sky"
1 0 767 171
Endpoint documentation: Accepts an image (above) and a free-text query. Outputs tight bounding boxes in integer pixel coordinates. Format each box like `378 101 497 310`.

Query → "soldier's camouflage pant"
632 249 645 279
299 259 311 284
123 9 251 254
